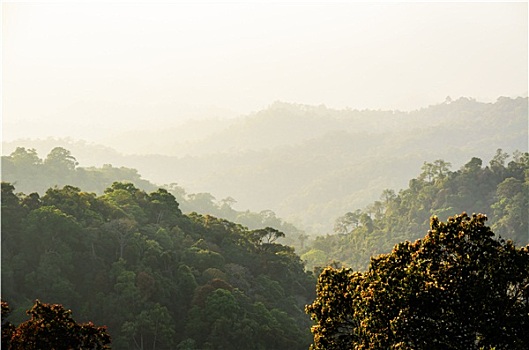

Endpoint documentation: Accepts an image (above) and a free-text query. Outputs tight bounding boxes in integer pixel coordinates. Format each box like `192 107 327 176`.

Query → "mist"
3 2 527 152
2 1 528 231
3 3 529 347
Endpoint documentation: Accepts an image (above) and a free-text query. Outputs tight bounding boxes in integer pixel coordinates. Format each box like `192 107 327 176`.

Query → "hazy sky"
3 1 528 142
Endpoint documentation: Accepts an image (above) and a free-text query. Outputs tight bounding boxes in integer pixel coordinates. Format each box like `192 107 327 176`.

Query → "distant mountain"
4 97 527 234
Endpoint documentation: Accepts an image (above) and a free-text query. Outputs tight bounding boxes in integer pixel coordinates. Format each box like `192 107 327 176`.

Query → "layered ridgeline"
2 151 527 348
301 151 529 272
1 182 315 349
4 97 527 234
1 147 306 249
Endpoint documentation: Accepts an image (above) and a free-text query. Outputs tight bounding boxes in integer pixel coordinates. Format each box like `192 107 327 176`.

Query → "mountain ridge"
3 96 527 234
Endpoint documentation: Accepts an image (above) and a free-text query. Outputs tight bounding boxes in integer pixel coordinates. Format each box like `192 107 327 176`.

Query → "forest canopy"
4 97 527 234
2 300 111 350
1 146 157 195
1 181 315 349
306 213 529 349
301 150 529 272
2 145 528 349
1 146 307 249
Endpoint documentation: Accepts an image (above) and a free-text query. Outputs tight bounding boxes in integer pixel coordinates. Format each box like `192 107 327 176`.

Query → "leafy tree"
462 156 483 174
490 148 510 175
1 301 16 348
103 218 138 260
148 188 182 226
492 175 529 244
250 227 286 246
334 210 361 235
2 299 110 350
1 182 25 243
41 186 103 227
44 147 78 172
186 193 217 213
2 147 42 182
300 249 328 272
121 303 176 350
306 213 529 349
2 148 158 195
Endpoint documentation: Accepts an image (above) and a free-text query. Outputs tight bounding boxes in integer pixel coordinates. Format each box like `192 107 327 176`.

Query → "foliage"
2 147 307 250
1 181 315 349
1 146 157 195
2 299 111 350
306 213 529 349
6 97 527 235
305 151 529 271
170 186 307 250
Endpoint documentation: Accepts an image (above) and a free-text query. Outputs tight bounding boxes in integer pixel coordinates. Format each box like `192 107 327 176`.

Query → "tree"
121 303 176 350
186 193 217 213
148 188 182 225
103 218 137 260
1 182 25 243
492 176 529 245
419 159 451 183
2 301 16 348
298 232 309 250
8 147 42 168
306 213 529 350
44 147 78 172
419 161 435 182
334 210 361 235
250 227 286 247
380 189 396 205
490 148 509 170
432 159 451 178
2 299 110 349
462 157 483 173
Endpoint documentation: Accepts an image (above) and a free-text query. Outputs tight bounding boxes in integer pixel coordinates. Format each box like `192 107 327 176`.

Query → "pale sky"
2 1 528 142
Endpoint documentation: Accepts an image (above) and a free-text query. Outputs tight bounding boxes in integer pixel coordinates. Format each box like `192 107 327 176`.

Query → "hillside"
300 151 529 272
3 97 527 234
1 182 315 349
2 152 527 348
1 148 306 249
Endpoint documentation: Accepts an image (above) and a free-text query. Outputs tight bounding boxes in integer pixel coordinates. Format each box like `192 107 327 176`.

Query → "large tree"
2 300 111 350
306 213 529 349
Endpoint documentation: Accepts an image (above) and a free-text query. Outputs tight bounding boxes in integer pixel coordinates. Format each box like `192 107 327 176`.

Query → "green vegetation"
1 146 157 195
1 182 315 349
2 121 527 348
301 150 529 271
306 213 529 349
5 97 527 234
1 147 306 249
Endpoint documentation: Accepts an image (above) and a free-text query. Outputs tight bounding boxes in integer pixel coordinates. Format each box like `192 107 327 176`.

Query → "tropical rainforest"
2 148 528 349
2 98 528 349
4 97 527 234
2 180 315 349
307 213 529 349
301 149 529 272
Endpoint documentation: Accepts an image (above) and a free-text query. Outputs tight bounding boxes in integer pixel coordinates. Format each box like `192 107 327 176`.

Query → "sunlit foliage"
306 213 529 349
306 151 528 271
2 300 111 350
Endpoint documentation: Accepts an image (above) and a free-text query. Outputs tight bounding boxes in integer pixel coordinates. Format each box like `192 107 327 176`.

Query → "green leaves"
2 181 316 349
314 151 529 276
307 213 529 349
